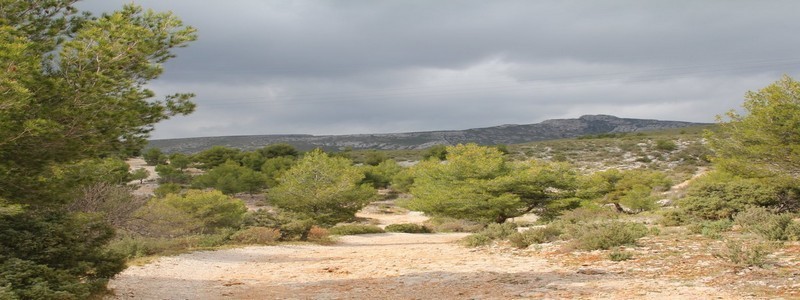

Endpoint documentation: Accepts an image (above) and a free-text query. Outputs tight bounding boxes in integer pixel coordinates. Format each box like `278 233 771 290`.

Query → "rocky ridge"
149 115 706 153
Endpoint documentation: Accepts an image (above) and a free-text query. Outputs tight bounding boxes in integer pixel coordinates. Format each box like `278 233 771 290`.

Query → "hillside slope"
149 115 706 153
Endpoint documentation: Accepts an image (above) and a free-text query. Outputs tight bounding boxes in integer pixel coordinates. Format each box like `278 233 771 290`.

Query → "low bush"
508 226 562 249
306 226 335 244
569 221 648 250
659 209 692 226
714 239 775 268
384 223 431 233
329 224 385 235
608 250 634 261
461 233 492 247
423 217 484 233
734 207 800 241
481 223 518 240
107 231 235 260
230 227 281 245
688 219 733 239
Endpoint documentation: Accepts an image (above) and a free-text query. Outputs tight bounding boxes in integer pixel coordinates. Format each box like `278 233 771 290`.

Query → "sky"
78 1 800 139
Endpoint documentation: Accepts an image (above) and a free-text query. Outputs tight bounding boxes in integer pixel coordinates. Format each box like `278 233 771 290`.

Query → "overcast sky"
79 1 800 139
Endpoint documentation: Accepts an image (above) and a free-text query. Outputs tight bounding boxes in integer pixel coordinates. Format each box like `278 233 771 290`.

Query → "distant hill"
148 115 708 153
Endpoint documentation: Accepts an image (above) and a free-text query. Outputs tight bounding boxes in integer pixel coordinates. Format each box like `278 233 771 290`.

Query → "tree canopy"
0 1 196 297
709 75 800 179
405 144 577 223
268 149 375 227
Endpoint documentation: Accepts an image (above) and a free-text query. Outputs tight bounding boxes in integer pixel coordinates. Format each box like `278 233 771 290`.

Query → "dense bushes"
130 190 247 237
679 172 796 220
329 224 385 235
508 226 562 248
0 211 126 298
734 207 800 241
385 223 430 233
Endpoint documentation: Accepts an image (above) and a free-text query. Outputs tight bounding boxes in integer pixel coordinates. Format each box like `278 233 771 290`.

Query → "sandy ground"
106 206 743 300
107 232 740 300
107 166 791 299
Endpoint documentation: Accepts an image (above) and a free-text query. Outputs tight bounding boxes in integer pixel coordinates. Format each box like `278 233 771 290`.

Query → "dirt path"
107 232 737 300
107 204 741 300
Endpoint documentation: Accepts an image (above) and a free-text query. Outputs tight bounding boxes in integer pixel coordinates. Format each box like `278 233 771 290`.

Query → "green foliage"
568 221 648 250
0 211 125 299
193 160 267 195
715 239 775 268
384 223 431 233
106 231 235 260
143 148 167 166
688 219 732 239
0 2 196 297
578 168 670 213
362 159 402 189
50 158 134 201
406 144 577 223
328 224 385 235
654 139 677 151
193 146 241 170
480 222 519 240
364 150 388 166
659 209 693 226
680 171 796 220
709 75 800 179
507 226 562 248
230 227 281 245
163 190 247 232
422 217 484 233
261 156 296 187
131 190 246 237
130 168 149 183
734 206 800 241
237 151 266 171
241 210 315 241
461 233 492 247
153 182 182 198
608 250 634 261
269 149 376 227
390 167 416 193
422 144 448 161
258 143 299 159
168 153 191 170
155 163 191 184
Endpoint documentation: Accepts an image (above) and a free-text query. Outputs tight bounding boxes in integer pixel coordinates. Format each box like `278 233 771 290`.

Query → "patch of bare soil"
106 201 768 300
108 231 745 300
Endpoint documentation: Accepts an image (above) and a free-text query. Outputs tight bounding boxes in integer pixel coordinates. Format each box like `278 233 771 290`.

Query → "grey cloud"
76 0 800 139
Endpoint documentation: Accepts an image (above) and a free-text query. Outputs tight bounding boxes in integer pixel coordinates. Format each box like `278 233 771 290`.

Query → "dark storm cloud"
79 1 800 138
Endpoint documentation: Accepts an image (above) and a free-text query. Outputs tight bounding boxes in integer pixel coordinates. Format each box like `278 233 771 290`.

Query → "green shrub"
654 140 677 151
231 227 281 245
423 217 484 233
329 224 385 235
570 222 648 250
384 223 430 233
680 172 796 220
715 239 775 268
480 223 518 240
608 250 634 261
659 209 691 226
153 182 182 198
688 219 733 239
461 233 492 247
508 226 562 249
734 207 800 241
